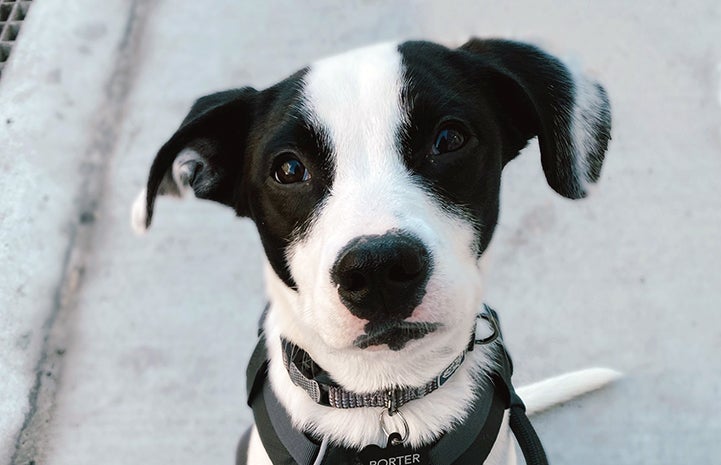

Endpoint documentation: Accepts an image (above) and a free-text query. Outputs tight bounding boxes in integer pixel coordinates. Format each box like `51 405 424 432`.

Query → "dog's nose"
331 231 432 321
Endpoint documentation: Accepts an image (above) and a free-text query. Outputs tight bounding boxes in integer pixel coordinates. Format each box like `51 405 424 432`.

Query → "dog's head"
132 39 610 390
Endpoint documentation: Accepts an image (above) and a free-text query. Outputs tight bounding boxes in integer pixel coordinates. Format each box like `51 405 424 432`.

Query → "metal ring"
379 408 409 445
475 311 499 345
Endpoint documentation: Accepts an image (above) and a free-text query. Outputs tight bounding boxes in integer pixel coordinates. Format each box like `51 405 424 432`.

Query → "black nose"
331 231 432 321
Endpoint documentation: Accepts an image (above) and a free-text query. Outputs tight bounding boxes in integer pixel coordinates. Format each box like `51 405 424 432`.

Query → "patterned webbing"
281 337 468 410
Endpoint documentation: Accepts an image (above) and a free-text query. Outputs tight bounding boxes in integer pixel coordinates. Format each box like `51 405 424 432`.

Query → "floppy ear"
131 88 258 233
459 39 611 199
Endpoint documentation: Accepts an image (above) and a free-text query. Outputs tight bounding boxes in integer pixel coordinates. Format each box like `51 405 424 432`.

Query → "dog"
131 38 617 464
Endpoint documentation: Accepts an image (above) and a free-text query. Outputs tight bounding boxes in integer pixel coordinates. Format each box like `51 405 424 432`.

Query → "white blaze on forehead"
280 42 485 378
301 42 407 183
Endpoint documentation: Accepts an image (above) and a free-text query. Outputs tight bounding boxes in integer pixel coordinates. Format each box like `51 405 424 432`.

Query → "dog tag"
357 433 430 465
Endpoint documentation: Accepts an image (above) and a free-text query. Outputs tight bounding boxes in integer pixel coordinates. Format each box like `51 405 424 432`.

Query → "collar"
280 305 500 411
245 304 548 465
244 305 522 465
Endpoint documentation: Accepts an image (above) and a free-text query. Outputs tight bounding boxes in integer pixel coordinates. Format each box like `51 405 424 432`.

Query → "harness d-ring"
475 308 499 346
379 408 409 446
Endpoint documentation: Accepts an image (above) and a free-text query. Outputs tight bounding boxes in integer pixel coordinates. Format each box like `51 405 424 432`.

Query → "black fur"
398 39 611 255
142 38 611 292
144 71 334 288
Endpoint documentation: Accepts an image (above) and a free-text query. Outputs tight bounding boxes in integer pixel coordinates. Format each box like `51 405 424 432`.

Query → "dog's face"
133 39 610 390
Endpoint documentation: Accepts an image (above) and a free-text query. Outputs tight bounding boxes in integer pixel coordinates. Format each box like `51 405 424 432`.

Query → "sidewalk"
1 1 720 464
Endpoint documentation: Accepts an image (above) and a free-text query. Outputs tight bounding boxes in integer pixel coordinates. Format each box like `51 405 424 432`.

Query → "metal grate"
0 0 32 79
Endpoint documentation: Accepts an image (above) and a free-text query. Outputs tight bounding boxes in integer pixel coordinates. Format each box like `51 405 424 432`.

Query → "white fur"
240 43 618 465
283 42 485 391
130 148 202 235
247 426 273 465
246 41 507 455
263 288 497 449
130 187 148 235
569 72 608 196
131 41 617 464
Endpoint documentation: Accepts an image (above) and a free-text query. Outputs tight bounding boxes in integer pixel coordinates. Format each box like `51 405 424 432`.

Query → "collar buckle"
385 389 398 415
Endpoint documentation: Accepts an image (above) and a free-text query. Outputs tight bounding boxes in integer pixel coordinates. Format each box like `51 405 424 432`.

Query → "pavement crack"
9 1 154 464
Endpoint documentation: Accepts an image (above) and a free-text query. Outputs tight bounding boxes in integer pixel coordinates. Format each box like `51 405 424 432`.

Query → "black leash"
510 397 549 465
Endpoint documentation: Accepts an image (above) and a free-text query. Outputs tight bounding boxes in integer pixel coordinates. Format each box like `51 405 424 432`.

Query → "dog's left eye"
432 124 467 155
273 155 311 184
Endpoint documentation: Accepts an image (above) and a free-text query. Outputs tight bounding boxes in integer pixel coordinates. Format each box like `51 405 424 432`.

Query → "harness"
238 306 548 465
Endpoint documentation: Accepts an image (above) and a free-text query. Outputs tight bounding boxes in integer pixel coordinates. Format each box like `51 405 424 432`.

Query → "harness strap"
487 311 549 465
428 374 508 464
235 427 251 465
246 312 325 465
259 381 322 464
247 365 507 465
241 305 549 465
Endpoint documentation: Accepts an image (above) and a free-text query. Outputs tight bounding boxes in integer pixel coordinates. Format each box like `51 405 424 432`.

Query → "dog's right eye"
272 154 311 184
431 123 468 155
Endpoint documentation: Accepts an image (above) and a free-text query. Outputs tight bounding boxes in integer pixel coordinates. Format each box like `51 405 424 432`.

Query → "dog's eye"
273 155 311 184
432 124 467 155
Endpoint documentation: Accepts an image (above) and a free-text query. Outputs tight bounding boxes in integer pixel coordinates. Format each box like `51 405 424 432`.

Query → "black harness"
237 307 548 465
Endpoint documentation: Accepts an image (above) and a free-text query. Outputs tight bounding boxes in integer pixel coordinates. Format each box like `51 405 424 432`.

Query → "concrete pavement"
1 1 720 464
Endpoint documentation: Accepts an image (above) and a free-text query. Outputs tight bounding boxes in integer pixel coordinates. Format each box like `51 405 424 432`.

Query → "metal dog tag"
357 433 430 465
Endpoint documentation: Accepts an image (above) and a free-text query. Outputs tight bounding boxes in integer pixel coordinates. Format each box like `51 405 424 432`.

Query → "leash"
241 305 548 465
509 397 549 465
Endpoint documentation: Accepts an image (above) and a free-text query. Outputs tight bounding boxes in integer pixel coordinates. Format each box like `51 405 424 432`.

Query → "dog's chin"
353 321 441 351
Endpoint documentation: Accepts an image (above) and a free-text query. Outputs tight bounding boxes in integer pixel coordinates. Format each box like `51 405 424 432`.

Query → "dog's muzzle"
331 230 432 327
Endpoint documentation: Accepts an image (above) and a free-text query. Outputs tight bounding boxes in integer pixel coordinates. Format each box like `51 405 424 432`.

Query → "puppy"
132 38 616 465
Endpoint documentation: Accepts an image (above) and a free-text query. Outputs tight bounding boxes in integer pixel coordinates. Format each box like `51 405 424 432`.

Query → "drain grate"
0 0 32 79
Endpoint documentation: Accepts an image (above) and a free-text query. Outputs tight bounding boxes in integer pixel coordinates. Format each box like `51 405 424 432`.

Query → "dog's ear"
459 39 611 199
131 88 258 233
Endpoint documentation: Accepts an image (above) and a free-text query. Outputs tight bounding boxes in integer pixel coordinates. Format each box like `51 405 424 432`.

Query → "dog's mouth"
353 321 441 351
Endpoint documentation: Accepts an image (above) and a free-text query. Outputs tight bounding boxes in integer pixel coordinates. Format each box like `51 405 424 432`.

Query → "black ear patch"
135 88 258 231
459 39 611 199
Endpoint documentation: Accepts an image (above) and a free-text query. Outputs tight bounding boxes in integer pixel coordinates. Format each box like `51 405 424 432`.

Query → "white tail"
517 368 622 415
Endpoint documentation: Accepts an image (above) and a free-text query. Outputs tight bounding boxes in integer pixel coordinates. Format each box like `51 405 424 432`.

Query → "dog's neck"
261 303 500 449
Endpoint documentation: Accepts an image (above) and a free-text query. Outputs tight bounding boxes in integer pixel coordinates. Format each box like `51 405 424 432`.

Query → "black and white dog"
132 38 617 464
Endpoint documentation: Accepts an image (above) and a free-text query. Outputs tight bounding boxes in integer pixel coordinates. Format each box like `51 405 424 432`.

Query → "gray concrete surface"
1 1 719 464
0 0 154 462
